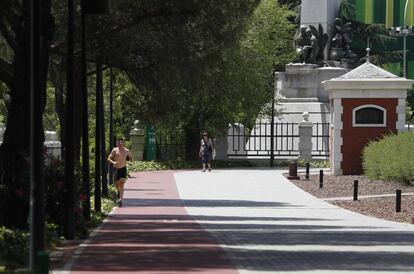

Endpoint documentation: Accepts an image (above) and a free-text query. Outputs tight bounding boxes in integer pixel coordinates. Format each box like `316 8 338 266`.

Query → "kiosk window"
353 105 386 127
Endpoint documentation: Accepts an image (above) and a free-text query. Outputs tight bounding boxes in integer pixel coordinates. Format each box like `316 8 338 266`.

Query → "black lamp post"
64 0 76 240
95 62 103 212
100 69 108 197
81 0 111 216
108 68 114 185
30 0 46 271
389 0 413 78
84 0 111 14
81 0 91 220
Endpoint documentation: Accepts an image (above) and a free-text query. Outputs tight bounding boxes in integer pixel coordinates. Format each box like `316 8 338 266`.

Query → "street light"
80 0 112 218
30 0 47 271
389 0 414 78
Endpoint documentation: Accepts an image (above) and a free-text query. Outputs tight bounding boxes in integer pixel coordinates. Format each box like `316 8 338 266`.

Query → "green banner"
352 0 414 26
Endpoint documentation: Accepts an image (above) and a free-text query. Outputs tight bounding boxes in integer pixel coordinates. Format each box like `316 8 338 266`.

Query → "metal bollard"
353 180 358 201
319 170 323 188
35 251 49 274
396 190 401 213
287 160 300 180
305 163 310 180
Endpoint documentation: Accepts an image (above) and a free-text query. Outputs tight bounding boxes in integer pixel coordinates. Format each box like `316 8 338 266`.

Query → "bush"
127 160 256 172
363 131 414 184
44 156 66 232
44 155 89 238
0 227 28 270
0 223 60 271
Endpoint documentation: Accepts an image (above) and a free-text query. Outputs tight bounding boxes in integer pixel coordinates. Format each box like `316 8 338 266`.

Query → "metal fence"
228 121 330 159
312 122 330 157
154 121 331 160
227 122 300 158
156 130 185 160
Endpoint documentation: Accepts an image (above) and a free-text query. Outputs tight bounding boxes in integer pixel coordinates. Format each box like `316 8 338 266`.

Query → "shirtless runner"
107 137 133 207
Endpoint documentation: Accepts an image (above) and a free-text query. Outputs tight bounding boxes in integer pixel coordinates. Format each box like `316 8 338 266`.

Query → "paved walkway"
175 169 414 274
55 169 414 274
55 171 237 274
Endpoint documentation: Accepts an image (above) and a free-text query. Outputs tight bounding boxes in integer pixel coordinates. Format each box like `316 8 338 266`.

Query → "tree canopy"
0 0 296 228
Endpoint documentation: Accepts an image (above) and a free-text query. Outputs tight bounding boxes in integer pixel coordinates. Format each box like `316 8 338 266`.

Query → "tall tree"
119 0 295 158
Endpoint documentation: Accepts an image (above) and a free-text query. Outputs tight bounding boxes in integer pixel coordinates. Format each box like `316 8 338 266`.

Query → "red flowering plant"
44 153 86 236
44 154 66 231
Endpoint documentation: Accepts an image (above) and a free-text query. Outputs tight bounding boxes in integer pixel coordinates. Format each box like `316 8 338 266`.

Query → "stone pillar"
298 112 313 163
227 123 245 156
44 131 61 159
130 120 145 161
397 98 407 132
330 98 343 175
214 130 228 160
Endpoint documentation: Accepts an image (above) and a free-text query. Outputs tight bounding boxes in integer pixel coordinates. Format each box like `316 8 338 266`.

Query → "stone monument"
130 120 145 161
301 0 343 34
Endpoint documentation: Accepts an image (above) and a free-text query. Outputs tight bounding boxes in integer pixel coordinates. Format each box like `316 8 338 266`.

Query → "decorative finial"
302 112 310 122
366 48 371 63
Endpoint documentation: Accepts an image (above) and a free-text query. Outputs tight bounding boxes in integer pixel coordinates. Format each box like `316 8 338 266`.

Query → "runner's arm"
107 149 117 165
127 151 133 162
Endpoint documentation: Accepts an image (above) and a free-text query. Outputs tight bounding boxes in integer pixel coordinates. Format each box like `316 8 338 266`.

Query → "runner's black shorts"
114 167 127 181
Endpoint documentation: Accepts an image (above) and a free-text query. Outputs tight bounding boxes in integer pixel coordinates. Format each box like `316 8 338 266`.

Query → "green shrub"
363 131 414 184
0 227 28 270
0 223 60 271
127 160 255 172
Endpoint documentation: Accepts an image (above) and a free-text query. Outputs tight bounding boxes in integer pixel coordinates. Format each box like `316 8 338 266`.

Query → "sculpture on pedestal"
329 18 358 62
293 18 358 67
294 24 328 64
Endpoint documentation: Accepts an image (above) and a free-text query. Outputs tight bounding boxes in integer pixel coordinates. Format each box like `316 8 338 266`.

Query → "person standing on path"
108 137 133 207
199 132 214 172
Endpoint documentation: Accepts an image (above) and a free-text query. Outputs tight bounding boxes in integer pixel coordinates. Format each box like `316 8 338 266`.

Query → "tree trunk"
0 0 53 229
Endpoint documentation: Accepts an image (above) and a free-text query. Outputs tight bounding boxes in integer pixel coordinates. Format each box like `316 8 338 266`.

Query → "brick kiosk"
322 61 414 175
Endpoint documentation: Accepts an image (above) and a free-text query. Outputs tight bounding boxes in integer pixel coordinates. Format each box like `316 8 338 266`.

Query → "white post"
213 129 228 160
44 131 61 159
227 123 245 156
298 112 313 163
130 120 145 161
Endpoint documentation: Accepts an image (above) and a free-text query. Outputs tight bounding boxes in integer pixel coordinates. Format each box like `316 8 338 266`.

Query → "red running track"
66 171 238 274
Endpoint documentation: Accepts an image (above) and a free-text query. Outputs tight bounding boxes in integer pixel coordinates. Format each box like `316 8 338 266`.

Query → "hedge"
362 131 414 184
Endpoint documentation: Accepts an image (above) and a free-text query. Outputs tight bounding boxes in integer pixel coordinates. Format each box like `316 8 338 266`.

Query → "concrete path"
175 169 414 274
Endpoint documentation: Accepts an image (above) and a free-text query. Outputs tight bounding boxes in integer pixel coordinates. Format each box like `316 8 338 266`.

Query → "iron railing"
156 131 185 160
228 121 330 158
312 122 330 157
228 122 300 158
155 121 331 160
